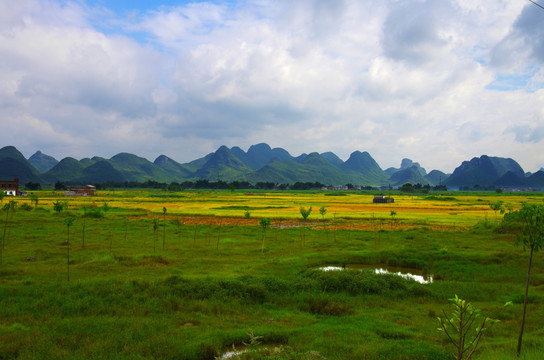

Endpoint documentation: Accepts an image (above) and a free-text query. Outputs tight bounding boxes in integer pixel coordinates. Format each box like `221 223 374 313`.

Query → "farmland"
0 190 543 359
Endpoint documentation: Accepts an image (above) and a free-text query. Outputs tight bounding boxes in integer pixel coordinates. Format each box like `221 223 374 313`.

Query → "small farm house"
0 178 19 196
65 185 96 196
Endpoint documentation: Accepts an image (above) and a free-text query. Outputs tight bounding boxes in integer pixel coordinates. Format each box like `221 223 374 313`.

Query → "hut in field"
373 195 394 203
65 185 96 196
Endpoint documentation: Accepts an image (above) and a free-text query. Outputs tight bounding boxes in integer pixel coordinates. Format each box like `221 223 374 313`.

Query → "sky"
1 0 544 174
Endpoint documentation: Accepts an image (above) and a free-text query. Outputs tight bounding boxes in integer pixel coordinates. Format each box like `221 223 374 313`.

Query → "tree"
64 217 76 281
0 191 5 203
260 218 271 255
504 203 544 355
319 206 327 219
437 295 497 360
153 218 158 253
53 200 67 213
54 181 66 190
103 202 111 214
25 181 41 190
489 200 505 223
300 206 312 221
390 210 397 230
30 194 39 208
162 207 167 250
2 201 16 250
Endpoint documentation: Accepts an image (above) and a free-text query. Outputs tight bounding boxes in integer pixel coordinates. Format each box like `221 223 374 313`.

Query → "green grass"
0 192 543 359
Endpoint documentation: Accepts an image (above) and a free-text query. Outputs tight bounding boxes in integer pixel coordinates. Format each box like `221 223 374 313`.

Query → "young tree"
489 200 505 223
300 206 312 221
504 203 544 355
29 194 39 208
2 201 15 250
319 206 327 219
390 210 397 230
153 218 158 253
81 207 86 248
52 200 67 213
437 295 497 360
260 218 271 254
64 217 76 281
162 207 167 250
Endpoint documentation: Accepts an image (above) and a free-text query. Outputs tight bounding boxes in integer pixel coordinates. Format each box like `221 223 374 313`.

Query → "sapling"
319 206 327 219
260 218 270 254
489 201 505 223
176 218 181 244
193 224 198 248
216 219 222 250
2 201 16 249
30 194 39 208
300 206 312 221
390 210 397 230
437 295 499 360
504 203 544 355
153 218 158 253
162 207 167 250
64 217 76 281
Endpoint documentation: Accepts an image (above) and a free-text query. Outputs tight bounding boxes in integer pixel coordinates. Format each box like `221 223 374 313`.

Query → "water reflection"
319 265 433 284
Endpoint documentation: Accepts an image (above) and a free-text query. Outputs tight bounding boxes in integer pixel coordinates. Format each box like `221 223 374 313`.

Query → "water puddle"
220 346 273 359
318 264 433 284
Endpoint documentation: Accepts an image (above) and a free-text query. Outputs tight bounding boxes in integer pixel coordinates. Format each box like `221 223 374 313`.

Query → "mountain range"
1 144 543 189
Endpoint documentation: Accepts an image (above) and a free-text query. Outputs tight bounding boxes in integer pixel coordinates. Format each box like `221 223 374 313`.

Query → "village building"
373 194 394 203
65 185 96 196
0 178 19 196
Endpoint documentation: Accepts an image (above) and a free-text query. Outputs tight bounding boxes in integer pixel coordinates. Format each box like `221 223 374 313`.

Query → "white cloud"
0 0 543 173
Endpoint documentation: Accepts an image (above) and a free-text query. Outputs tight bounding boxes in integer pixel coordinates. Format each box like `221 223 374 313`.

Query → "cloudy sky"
1 0 544 173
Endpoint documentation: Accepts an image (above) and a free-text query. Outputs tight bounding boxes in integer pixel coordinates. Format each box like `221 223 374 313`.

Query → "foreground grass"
0 191 543 359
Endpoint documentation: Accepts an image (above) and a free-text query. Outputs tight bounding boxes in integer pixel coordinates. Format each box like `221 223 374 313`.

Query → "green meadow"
0 190 543 359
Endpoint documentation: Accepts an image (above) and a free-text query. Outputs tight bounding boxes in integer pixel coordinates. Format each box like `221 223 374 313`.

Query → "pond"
319 264 433 284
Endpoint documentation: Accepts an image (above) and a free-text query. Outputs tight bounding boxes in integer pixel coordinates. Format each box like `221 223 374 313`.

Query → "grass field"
0 190 543 359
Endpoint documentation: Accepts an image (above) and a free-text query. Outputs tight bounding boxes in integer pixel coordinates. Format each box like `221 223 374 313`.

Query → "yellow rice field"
20 190 544 231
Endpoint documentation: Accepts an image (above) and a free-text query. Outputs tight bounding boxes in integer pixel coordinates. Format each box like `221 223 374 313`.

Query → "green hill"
74 160 127 184
182 153 213 173
320 152 344 167
247 152 388 186
42 157 85 183
244 143 293 169
154 155 193 180
390 166 431 186
341 151 389 185
28 151 58 173
424 170 448 186
495 171 527 187
194 146 253 181
79 158 96 168
108 153 175 182
527 171 544 187
0 146 42 184
445 155 525 187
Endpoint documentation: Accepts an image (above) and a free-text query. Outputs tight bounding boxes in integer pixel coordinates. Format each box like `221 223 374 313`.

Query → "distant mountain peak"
28 150 58 173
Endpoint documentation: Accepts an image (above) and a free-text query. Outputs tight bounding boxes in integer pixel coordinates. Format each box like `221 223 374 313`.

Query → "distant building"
65 185 96 196
373 195 394 203
0 178 19 196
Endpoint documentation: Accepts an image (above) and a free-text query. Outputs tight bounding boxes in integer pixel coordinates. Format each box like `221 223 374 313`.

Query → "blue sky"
1 0 544 173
